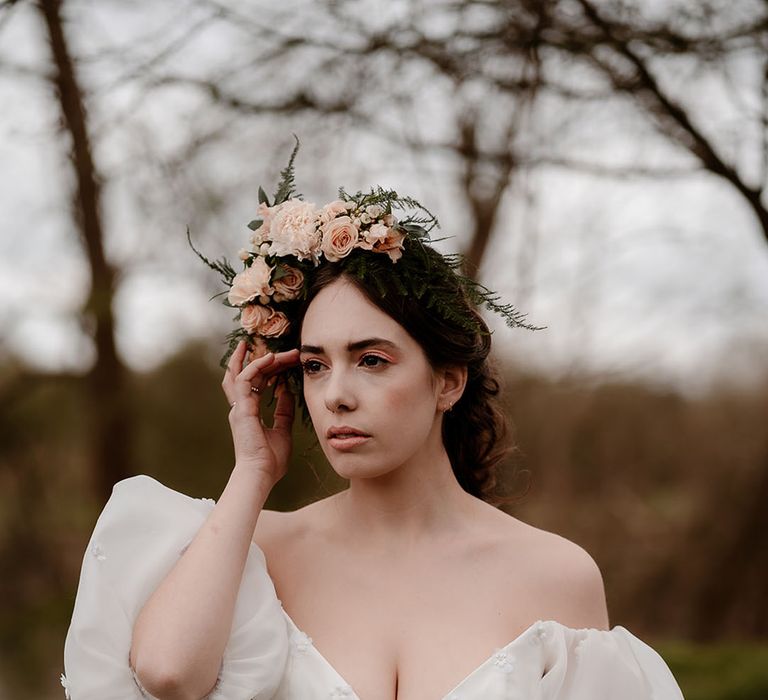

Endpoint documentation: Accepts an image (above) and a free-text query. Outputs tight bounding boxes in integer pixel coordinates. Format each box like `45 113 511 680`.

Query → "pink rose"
373 227 406 263
240 304 272 334
320 215 359 262
316 199 349 225
260 309 291 337
272 265 305 302
227 256 274 306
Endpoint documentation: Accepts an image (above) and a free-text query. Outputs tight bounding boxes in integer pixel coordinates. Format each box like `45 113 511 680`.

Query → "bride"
62 144 684 700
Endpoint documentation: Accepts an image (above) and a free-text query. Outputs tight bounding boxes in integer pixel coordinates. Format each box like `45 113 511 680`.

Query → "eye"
301 359 325 375
360 354 389 368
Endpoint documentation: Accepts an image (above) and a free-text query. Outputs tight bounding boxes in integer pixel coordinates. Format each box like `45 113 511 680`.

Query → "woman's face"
299 277 444 480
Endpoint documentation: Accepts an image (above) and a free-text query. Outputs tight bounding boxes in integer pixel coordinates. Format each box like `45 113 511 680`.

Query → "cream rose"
227 256 274 306
320 215 359 262
272 265 305 302
240 304 272 334
267 198 322 262
316 199 348 226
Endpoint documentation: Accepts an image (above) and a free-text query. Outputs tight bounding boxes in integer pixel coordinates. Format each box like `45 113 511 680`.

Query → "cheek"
302 382 321 416
383 369 437 414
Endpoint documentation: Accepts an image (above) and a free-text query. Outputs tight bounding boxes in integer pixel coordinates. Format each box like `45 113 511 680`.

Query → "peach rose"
320 215 359 262
259 309 291 337
316 199 348 225
240 304 272 334
373 227 406 263
272 265 305 302
240 305 290 337
267 198 322 262
227 256 274 306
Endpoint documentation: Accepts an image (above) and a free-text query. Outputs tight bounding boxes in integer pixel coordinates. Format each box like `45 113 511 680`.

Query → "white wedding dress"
62 476 684 699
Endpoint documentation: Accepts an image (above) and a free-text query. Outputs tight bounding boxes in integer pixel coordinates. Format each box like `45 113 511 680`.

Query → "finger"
252 349 302 383
222 340 247 404
234 352 276 401
271 382 295 432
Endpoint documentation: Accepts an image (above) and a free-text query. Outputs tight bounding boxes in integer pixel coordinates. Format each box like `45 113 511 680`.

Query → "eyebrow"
299 337 399 354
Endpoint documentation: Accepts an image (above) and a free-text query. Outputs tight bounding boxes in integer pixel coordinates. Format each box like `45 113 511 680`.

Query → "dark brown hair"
295 243 516 506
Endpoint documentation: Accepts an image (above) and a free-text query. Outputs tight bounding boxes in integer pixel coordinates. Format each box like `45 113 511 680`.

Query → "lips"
326 425 371 439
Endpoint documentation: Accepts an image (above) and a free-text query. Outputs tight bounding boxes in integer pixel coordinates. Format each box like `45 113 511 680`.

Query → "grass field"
659 641 768 700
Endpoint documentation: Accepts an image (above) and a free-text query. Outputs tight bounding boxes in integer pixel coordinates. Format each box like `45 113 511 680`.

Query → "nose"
323 366 357 413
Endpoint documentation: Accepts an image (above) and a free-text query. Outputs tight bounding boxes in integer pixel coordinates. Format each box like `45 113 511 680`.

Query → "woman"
62 145 684 699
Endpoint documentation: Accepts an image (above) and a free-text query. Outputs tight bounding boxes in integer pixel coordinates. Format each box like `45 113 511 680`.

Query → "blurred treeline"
1 346 767 698
3 1 768 698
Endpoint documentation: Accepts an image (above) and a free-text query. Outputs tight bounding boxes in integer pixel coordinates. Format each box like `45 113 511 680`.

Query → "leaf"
186 227 237 284
273 134 302 205
258 187 270 206
247 218 263 231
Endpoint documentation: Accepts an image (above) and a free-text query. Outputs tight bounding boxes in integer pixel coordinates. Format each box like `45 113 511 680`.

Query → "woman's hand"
221 340 301 487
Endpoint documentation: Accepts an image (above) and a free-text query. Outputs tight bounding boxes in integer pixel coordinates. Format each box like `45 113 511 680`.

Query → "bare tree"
37 0 133 503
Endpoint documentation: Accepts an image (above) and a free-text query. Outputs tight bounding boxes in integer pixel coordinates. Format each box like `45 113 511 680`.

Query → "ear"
436 364 467 413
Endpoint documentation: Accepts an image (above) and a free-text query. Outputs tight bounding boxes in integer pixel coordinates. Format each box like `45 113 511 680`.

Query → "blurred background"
1 1 768 698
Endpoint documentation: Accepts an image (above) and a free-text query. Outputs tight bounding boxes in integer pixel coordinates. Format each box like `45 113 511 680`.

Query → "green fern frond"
186 228 237 285
273 134 302 204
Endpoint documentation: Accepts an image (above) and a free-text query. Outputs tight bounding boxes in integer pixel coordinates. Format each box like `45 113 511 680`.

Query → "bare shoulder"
252 507 298 549
492 510 610 631
251 496 331 553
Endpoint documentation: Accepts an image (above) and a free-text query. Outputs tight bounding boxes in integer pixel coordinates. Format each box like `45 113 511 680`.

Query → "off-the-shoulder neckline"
245 522 617 699
280 609 617 700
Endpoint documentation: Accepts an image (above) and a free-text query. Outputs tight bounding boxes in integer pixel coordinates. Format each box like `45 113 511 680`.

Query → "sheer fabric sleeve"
61 475 289 700
539 624 684 700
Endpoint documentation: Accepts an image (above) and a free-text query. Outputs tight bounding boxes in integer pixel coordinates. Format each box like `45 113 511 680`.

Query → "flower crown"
188 137 542 370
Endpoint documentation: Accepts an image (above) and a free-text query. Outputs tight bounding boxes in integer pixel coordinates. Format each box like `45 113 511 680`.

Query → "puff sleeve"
539 623 684 700
61 475 289 700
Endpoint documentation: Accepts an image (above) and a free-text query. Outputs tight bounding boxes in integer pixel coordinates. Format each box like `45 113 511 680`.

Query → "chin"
328 456 399 481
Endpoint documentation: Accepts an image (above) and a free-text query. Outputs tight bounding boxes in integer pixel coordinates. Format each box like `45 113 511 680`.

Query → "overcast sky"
2 1 767 398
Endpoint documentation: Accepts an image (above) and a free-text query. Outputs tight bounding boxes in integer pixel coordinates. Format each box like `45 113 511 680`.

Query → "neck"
329 420 477 549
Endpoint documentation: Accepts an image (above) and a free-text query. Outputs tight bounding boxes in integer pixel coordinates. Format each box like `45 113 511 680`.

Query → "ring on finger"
251 385 261 394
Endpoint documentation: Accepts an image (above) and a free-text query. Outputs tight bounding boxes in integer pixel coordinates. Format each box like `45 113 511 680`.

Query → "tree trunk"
38 0 133 504
459 118 515 276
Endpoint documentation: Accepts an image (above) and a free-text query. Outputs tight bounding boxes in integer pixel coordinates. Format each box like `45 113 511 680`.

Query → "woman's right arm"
129 342 300 700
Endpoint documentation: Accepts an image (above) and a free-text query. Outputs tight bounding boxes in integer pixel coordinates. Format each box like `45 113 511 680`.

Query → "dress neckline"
280 608 551 700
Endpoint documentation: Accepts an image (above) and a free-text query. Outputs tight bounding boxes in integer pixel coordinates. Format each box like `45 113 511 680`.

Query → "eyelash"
301 354 390 375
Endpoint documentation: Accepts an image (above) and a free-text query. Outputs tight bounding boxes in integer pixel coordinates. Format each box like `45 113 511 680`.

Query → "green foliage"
658 641 768 700
1 351 767 697
272 134 301 204
185 227 237 285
